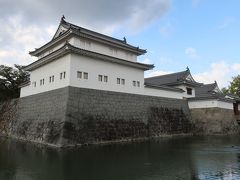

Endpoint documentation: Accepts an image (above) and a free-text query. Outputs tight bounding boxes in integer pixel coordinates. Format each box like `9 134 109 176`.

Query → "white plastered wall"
69 54 144 94
70 37 137 62
144 87 183 99
21 53 185 99
188 100 233 110
175 85 195 98
38 43 65 59
69 53 183 98
20 55 71 97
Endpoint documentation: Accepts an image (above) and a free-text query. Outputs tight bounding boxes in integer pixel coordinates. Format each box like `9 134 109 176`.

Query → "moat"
1 136 240 180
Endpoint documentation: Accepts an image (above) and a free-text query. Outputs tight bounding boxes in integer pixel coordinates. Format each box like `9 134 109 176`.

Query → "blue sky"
120 0 240 88
0 0 239 88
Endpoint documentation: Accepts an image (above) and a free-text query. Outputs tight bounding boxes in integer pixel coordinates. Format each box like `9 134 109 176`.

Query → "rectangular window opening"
32 81 36 87
98 75 103 82
84 72 88 79
133 81 136 86
117 78 120 84
186 87 192 95
137 81 140 87
77 71 82 79
104 76 108 82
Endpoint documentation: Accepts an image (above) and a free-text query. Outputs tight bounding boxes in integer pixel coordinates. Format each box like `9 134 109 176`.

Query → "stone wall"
61 87 192 146
8 87 69 146
0 86 192 147
190 108 240 134
0 100 18 135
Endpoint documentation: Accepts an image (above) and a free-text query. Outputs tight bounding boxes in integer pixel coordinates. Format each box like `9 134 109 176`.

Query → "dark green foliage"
223 75 240 97
0 64 29 101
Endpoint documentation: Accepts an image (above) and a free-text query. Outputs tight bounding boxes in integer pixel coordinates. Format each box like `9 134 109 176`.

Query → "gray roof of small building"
144 83 184 92
195 82 218 96
188 82 237 103
144 69 201 87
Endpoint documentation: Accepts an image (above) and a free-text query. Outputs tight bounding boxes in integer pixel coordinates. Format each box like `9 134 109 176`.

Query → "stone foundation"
0 86 192 147
190 108 240 134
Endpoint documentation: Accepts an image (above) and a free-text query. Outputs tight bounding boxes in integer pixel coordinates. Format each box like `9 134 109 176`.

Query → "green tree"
223 75 240 97
0 64 29 101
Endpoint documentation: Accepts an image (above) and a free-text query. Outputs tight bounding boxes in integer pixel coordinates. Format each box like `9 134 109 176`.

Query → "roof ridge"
30 17 147 56
199 82 217 88
60 18 145 51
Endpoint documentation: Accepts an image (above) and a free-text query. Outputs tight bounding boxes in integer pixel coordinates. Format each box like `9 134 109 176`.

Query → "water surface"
0 136 240 180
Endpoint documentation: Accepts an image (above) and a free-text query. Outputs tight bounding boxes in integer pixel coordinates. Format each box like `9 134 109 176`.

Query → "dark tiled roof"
195 82 218 97
60 19 146 53
144 82 184 92
144 69 201 87
226 94 240 101
189 82 236 102
25 43 154 71
30 18 146 56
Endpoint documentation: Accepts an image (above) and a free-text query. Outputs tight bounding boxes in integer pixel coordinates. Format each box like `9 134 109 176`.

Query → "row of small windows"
40 79 45 86
77 71 89 79
32 71 141 88
32 72 66 87
133 81 140 87
77 71 140 87
77 71 141 87
49 75 54 83
117 78 125 85
98 75 108 82
60 72 66 79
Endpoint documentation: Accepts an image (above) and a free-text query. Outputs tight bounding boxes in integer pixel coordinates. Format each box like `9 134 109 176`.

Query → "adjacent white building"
144 69 240 112
188 82 240 112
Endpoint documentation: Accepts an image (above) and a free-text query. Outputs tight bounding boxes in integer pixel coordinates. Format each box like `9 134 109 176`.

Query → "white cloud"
0 14 52 65
139 58 153 64
193 61 231 88
0 0 172 34
145 70 173 78
232 63 240 71
126 0 171 32
45 25 57 37
185 47 198 59
0 0 172 66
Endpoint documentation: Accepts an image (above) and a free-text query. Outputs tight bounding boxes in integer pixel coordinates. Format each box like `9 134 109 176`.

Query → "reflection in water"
0 136 240 180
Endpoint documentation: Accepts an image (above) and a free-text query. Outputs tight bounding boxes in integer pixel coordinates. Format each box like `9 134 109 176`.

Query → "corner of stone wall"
56 86 72 147
190 108 240 135
0 99 19 136
5 87 70 147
